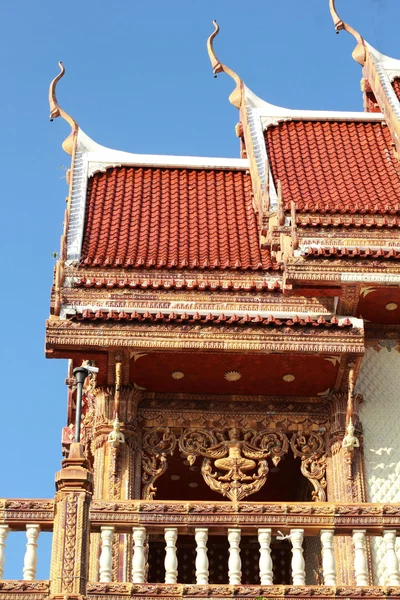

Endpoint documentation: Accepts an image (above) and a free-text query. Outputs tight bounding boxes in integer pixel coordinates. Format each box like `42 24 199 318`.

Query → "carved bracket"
141 428 177 500
291 431 327 501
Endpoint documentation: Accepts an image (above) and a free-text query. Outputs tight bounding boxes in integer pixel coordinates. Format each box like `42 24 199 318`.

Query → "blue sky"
1 0 399 580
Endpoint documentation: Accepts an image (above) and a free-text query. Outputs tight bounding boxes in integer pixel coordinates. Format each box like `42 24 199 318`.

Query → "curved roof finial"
207 20 243 109
329 0 366 65
49 62 79 155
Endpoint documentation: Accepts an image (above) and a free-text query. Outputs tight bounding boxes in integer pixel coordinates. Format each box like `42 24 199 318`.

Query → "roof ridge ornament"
49 62 79 155
207 20 243 109
329 0 366 65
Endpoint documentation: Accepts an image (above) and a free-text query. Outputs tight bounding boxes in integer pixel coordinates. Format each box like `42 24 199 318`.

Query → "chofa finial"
329 0 366 65
48 62 78 155
206 20 243 109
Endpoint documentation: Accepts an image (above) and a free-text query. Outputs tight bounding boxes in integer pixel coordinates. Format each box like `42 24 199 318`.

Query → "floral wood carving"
290 431 327 502
179 427 289 502
141 427 177 500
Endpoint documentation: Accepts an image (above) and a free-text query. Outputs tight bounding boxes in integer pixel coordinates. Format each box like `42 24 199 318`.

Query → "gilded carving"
179 427 289 501
141 428 177 500
291 431 327 501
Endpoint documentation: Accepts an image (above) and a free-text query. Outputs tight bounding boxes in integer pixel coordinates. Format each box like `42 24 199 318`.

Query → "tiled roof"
265 121 400 214
393 79 400 102
81 166 277 271
70 310 352 328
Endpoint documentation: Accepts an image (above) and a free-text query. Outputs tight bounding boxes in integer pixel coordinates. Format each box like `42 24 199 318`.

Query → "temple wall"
357 346 400 585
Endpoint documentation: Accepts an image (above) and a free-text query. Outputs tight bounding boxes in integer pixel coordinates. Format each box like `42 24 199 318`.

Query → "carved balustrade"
89 500 400 598
0 499 54 598
3 499 400 599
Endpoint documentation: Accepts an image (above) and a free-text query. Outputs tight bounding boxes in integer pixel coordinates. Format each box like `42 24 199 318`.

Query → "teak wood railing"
2 499 400 599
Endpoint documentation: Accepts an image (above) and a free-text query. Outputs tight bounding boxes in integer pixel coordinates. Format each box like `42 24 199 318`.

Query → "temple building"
3 1 400 599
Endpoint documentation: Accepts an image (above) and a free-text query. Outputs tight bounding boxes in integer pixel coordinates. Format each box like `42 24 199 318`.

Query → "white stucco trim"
341 273 400 283
77 128 249 176
366 42 400 82
66 150 89 262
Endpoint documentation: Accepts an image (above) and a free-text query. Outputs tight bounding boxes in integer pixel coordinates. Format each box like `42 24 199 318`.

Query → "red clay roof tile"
265 121 400 214
81 167 277 271
393 78 400 102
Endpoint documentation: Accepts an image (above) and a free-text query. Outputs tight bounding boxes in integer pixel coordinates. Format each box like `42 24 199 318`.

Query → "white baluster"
132 527 147 583
195 528 209 584
320 530 336 586
258 528 273 585
99 526 114 582
352 530 368 586
0 525 9 580
23 524 40 581
228 528 241 585
164 528 178 584
383 530 400 586
290 529 305 585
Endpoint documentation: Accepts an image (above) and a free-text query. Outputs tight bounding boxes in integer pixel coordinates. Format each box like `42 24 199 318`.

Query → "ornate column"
87 379 140 582
49 442 93 599
383 530 400 586
132 527 147 583
290 529 305 586
23 524 40 581
164 528 178 584
353 530 368 586
327 390 368 585
258 528 273 585
228 528 241 585
99 526 115 582
0 525 8 580
195 528 209 585
320 530 336 586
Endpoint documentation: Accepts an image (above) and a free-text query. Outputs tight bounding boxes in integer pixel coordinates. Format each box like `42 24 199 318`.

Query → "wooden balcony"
2 499 400 599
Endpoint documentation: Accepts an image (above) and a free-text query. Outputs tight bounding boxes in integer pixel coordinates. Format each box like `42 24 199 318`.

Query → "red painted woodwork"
357 286 400 324
130 352 339 396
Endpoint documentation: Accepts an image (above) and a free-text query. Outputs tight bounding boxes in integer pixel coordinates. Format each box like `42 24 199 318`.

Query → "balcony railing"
90 500 400 597
2 499 400 598
0 499 53 598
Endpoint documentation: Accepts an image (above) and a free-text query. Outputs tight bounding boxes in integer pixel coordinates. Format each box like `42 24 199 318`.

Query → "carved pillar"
353 530 368 586
195 528 209 585
0 525 8 580
99 526 115 582
383 530 400 586
49 442 93 600
320 530 336 586
23 524 40 581
88 383 140 582
164 528 178 584
290 529 305 585
228 528 241 585
132 527 147 583
327 391 368 585
258 528 273 585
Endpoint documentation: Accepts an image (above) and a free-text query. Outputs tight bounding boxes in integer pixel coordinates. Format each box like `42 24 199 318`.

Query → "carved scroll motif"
179 427 289 502
290 431 327 502
141 428 177 500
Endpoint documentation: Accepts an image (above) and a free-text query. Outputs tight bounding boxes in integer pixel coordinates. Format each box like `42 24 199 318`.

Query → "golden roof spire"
49 62 79 155
207 21 243 109
329 0 366 65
